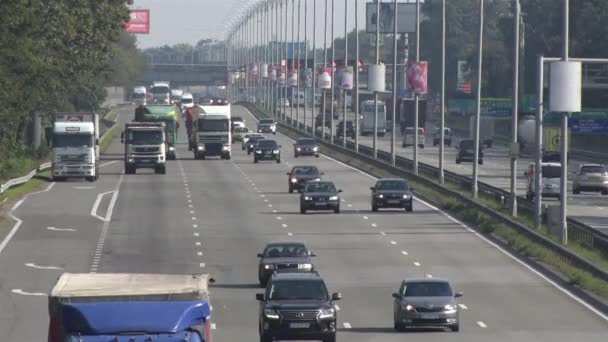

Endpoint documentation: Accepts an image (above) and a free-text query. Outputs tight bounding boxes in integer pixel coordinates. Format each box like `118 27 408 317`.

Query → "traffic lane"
241 105 608 339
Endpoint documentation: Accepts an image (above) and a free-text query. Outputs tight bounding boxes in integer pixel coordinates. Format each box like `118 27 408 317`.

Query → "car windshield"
405 128 415 134
132 93 146 100
403 282 453 297
304 182 336 193
362 102 385 112
249 136 264 143
235 127 249 133
460 140 474 149
53 133 93 148
198 119 229 132
264 244 309 258
377 180 408 191
269 280 328 301
260 119 274 125
293 167 320 176
258 140 278 148
297 138 316 145
542 165 561 178
128 130 163 145
580 166 606 174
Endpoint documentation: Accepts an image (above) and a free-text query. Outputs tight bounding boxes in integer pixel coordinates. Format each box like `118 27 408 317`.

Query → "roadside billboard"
126 10 150 34
407 62 428 95
366 2 421 34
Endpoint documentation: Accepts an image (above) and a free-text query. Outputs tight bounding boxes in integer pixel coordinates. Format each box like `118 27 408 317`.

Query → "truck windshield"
128 131 163 145
132 93 146 100
152 86 169 94
53 134 93 148
198 119 229 132
182 98 193 104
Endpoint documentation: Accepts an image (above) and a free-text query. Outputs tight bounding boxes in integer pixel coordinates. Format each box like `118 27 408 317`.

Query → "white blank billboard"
366 2 418 34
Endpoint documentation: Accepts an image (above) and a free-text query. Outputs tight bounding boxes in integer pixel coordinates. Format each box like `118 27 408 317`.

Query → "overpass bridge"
137 63 228 87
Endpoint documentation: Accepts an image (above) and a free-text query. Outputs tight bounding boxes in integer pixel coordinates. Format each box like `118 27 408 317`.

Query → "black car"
256 272 341 342
247 135 266 155
254 139 281 163
371 178 414 212
287 166 323 193
294 138 320 158
336 120 355 139
257 241 316 286
455 139 484 165
300 181 341 214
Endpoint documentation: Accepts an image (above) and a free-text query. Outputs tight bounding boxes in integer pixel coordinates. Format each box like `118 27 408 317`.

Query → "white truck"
171 89 184 105
360 100 386 137
151 82 171 104
132 86 147 106
192 105 232 160
52 112 99 182
181 93 195 112
121 122 167 174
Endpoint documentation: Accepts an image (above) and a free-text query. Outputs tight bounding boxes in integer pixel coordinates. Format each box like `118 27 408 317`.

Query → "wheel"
372 203 378 212
479 159 484 165
322 334 336 342
402 143 406 148
526 192 534 201
155 165 166 174
294 153 298 158
419 144 425 149
52 176 65 182
260 334 272 342
248 150 251 155
334 206 340 214
300 206 306 214
289 185 294 193
455 158 461 164
433 141 438 146
254 158 258 164
406 203 413 212
201 154 206 160
573 187 580 195
315 154 320 158
602 189 608 195
86 176 95 182
276 158 281 164
450 323 459 332
225 154 231 160
273 132 276 135
447 141 452 147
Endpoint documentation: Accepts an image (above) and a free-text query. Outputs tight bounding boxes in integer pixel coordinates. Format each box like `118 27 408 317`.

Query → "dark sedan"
371 178 413 212
300 181 342 214
455 139 484 165
287 166 323 193
294 138 320 158
336 120 355 139
254 139 281 163
247 135 265 155
257 241 316 286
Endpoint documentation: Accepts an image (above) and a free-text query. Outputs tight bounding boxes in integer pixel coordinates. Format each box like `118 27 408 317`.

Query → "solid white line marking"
390 241 397 245
343 322 352 329
90 191 113 221
401 251 409 255
25 263 63 270
477 321 487 328
12 199 25 211
414 262 421 267
426 274 433 278
211 323 217 330
47 227 76 232
99 161 118 168
73 186 96 190
458 304 468 310
11 289 46 296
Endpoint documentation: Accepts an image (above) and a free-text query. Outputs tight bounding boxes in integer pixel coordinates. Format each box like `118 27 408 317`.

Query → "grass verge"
100 124 121 153
244 102 608 304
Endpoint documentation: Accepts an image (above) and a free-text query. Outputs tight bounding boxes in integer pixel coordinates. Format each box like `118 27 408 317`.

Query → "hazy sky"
131 0 414 49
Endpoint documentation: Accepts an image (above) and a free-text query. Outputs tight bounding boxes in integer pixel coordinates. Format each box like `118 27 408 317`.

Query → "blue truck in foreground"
48 273 214 342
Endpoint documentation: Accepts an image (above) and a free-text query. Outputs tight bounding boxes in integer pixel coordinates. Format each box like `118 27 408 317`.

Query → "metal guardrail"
0 108 121 196
242 102 608 281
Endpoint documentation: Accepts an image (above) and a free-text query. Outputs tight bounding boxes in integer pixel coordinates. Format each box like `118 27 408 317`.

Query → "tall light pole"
510 0 521 216
439 0 446 184
304 0 308 133
291 0 296 125
560 0 570 244
342 0 348 148
413 0 420 174
322 0 328 140
373 0 380 159
296 0 301 129
312 0 317 134
472 0 485 198
391 0 398 165
355 0 360 152
330 0 335 144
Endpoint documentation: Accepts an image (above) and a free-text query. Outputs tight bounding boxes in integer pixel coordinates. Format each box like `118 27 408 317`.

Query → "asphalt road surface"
280 106 608 234
0 105 606 341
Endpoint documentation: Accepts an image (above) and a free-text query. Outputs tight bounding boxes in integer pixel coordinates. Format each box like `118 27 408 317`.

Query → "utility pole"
510 0 521 216
472 0 485 198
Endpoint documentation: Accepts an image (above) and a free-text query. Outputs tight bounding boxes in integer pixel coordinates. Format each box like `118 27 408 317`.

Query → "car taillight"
421 128 426 135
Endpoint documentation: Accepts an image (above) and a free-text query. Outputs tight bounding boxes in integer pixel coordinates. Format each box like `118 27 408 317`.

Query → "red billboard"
125 10 150 34
407 62 428 95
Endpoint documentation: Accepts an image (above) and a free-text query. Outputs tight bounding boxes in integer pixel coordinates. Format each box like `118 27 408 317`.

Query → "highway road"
280 106 608 234
0 104 606 341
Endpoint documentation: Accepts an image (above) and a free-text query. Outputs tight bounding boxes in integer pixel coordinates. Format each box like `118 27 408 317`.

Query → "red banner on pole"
126 10 150 34
407 62 428 95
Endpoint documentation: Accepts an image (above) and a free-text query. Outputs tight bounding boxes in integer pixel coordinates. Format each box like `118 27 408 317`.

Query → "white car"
402 127 425 148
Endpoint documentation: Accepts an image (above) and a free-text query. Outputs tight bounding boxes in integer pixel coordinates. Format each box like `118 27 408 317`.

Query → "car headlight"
222 145 230 151
291 178 298 183
403 194 410 199
255 150 262 154
169 146 175 151
304 196 312 201
264 264 274 270
297 263 313 270
329 196 339 201
314 178 321 181
444 304 457 312
250 144 255 148
318 307 335 320
273 149 280 154
313 146 319 151
197 146 204 151
402 304 415 312
377 194 384 199
297 147 301 151
264 308 280 320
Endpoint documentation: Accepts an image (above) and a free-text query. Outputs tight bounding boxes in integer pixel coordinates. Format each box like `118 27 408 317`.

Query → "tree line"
0 0 144 162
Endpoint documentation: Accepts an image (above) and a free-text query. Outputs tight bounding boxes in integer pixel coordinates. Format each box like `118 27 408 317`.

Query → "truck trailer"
52 112 99 182
48 273 214 342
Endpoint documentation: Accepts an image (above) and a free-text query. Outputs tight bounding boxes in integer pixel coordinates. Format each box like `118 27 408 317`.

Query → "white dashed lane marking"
413 261 421 267
458 304 468 310
401 251 409 255
477 321 487 328
342 322 352 329
390 241 397 245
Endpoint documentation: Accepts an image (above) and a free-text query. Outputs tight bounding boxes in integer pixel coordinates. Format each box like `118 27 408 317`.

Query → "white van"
525 162 562 200
181 93 194 111
402 127 426 148
360 100 386 137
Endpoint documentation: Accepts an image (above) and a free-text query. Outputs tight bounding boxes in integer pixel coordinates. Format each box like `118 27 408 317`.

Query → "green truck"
137 104 180 160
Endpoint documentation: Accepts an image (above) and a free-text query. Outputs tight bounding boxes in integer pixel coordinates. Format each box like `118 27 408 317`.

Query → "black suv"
455 139 484 165
247 135 266 155
256 272 341 342
293 138 320 158
300 181 342 214
371 178 414 212
287 166 323 193
257 241 316 286
254 139 281 163
336 120 355 139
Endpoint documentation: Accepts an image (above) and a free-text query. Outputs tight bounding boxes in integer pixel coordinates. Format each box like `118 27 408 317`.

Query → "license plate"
290 323 310 329
315 202 327 206
140 159 150 163
387 200 400 204
421 313 440 319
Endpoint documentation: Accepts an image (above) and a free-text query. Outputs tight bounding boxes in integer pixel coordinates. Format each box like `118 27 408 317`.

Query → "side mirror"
255 293 265 301
309 252 317 257
286 172 291 176
454 292 463 298
95 138 99 145
257 253 263 258
208 277 216 284
120 132 125 144
338 189 343 193
392 292 400 299
331 292 342 301
370 187 375 191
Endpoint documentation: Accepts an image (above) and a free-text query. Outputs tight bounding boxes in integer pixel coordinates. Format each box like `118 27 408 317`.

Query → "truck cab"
140 105 179 160
132 86 147 106
48 273 214 342
52 113 99 182
122 122 167 174
151 82 171 104
192 105 232 160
